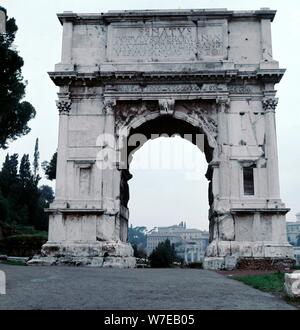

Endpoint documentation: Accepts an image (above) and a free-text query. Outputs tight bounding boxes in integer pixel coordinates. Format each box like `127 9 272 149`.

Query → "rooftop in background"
287 213 300 223
150 222 209 234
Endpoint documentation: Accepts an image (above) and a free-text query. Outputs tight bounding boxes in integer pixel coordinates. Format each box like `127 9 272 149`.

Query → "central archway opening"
118 114 214 263
129 136 209 230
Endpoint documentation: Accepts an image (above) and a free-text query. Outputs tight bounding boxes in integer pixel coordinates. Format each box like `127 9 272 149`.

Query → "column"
101 98 117 213
262 96 280 199
55 90 71 202
216 96 230 200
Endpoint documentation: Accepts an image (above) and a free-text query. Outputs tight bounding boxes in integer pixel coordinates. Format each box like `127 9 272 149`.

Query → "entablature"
49 68 285 87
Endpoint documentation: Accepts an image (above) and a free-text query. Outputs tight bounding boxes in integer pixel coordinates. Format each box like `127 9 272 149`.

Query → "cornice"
57 9 277 25
48 69 285 86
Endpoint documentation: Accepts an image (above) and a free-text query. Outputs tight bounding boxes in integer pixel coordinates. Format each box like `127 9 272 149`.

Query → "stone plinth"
28 241 136 268
284 271 300 298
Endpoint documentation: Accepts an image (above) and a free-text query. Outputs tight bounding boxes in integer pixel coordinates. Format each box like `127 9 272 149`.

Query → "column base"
27 241 136 268
203 256 295 271
203 240 295 270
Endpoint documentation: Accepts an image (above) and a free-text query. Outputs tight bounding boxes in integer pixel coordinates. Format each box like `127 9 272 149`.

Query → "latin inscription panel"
107 20 228 62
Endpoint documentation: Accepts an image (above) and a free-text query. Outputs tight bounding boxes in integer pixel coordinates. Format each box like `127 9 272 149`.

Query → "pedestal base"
27 241 136 268
203 240 295 270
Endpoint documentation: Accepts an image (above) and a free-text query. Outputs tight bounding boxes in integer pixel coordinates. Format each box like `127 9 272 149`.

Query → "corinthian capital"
103 98 116 114
56 99 71 115
262 97 278 111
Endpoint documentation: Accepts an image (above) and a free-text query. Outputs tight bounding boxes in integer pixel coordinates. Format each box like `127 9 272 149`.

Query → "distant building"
286 213 300 265
294 247 300 266
286 213 300 245
146 222 209 263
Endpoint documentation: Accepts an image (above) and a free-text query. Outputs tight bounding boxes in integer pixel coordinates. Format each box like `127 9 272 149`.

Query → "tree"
0 149 54 230
0 190 9 223
42 151 57 181
39 185 54 205
0 153 27 224
149 239 178 268
33 138 39 179
132 244 147 259
19 154 32 185
18 154 36 225
0 153 19 197
128 225 147 248
0 7 36 149
36 185 54 231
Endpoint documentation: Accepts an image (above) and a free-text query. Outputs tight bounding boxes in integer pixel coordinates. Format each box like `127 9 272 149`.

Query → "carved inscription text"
108 24 226 61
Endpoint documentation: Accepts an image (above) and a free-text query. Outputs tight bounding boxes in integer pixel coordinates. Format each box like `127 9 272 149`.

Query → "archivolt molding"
182 102 218 148
115 100 218 149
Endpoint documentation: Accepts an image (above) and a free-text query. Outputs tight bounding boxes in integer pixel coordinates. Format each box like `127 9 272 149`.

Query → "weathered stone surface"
41 241 134 257
28 255 135 268
237 257 295 271
103 257 136 268
284 271 300 298
27 256 57 266
38 9 294 269
203 257 225 270
224 255 238 271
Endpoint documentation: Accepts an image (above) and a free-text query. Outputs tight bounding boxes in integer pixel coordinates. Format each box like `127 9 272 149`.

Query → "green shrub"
0 234 46 257
149 239 178 268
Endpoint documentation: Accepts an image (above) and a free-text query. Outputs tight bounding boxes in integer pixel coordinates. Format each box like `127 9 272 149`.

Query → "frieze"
228 85 253 94
111 84 234 94
114 84 202 94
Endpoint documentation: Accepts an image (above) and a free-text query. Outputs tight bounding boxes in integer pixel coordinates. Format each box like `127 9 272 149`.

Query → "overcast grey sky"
0 0 299 230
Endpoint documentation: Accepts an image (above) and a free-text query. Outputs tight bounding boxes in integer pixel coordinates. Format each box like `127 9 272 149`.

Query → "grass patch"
233 272 300 308
233 272 284 293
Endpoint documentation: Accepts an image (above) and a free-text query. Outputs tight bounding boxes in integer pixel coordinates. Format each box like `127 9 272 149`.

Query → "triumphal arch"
33 9 294 269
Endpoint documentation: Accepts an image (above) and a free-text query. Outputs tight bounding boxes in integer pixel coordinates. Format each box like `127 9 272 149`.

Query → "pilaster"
216 96 230 203
55 87 71 202
262 94 281 200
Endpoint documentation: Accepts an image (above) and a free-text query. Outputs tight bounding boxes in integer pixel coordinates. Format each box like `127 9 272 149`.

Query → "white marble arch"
29 9 295 269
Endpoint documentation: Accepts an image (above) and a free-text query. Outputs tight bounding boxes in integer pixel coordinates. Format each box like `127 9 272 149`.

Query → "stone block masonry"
29 9 294 269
